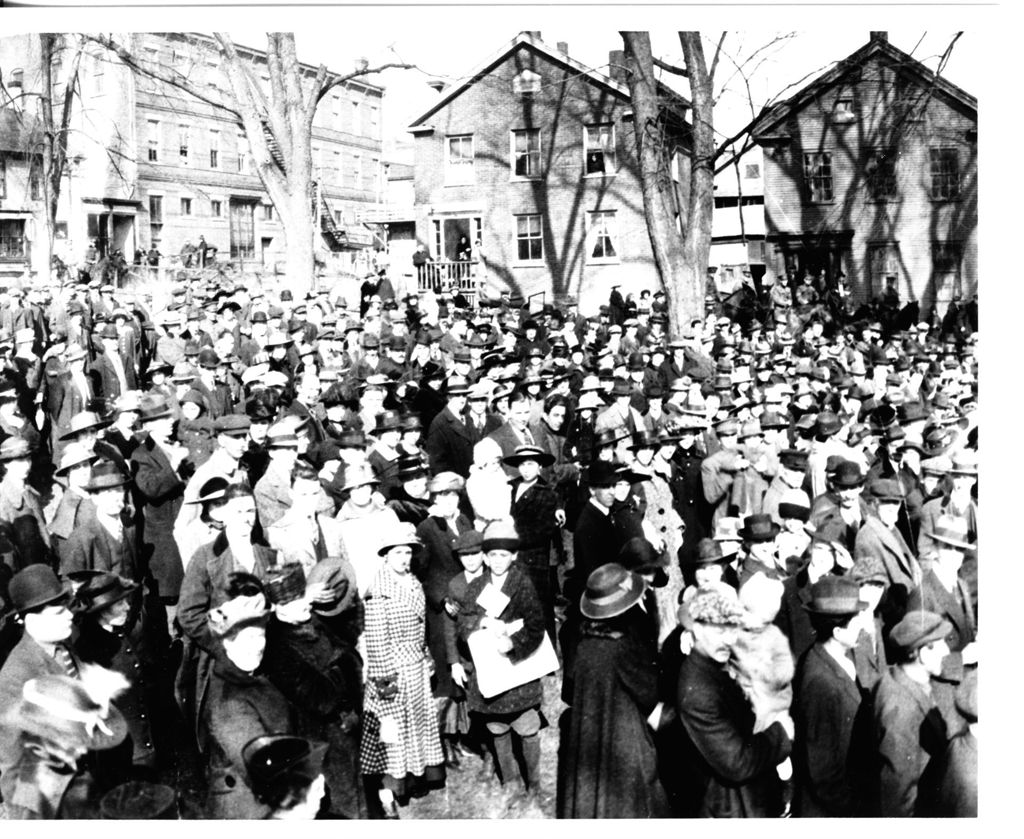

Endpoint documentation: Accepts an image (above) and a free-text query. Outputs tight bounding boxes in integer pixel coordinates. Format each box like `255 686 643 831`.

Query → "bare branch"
708 32 727 83
652 57 689 78
315 62 415 106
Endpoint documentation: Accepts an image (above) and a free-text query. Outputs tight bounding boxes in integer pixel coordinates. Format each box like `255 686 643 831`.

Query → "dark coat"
131 435 186 600
557 617 670 819
907 569 976 654
200 654 293 819
425 405 476 477
88 351 124 405
872 665 949 817
793 643 872 816
263 616 368 819
933 730 977 817
458 564 545 716
509 477 559 568
676 649 792 817
58 509 138 582
774 570 817 661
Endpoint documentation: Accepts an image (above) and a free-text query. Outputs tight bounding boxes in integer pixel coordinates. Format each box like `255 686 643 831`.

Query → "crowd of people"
0 268 978 819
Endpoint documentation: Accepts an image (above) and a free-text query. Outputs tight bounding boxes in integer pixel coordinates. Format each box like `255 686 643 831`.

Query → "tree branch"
315 62 415 105
652 56 689 78
708 32 727 84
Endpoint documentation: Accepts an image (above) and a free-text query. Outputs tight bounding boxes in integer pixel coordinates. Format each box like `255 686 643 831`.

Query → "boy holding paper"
456 520 549 798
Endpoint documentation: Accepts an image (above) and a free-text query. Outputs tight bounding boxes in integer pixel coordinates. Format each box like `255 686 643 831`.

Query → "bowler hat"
197 348 221 369
890 609 952 653
71 572 140 616
831 460 865 489
690 537 736 565
4 565 71 617
815 410 842 438
801 574 868 616
243 735 329 807
580 563 647 620
738 514 781 543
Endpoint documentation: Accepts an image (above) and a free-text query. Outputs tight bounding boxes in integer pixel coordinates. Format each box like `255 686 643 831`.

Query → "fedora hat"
738 514 781 543
926 514 976 552
71 572 140 616
377 521 423 556
503 445 555 469
59 410 113 441
4 565 70 617
137 395 174 423
801 574 869 617
305 556 357 617
84 461 130 492
587 460 619 488
446 376 471 396
243 735 329 808
949 450 978 477
691 536 737 565
580 563 647 620
868 478 903 503
609 378 633 398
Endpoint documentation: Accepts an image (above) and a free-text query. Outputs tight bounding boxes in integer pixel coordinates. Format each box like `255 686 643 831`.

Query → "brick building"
0 33 386 281
406 32 690 310
751 32 977 317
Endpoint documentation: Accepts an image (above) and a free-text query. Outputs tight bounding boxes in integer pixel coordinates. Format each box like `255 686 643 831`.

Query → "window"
1 156 7 199
803 152 834 202
932 241 963 299
209 130 219 169
333 150 341 181
369 105 379 138
211 200 222 217
0 220 26 259
147 120 159 162
312 145 322 173
263 204 274 221
334 210 342 225
587 211 619 262
370 158 380 192
930 147 960 200
445 135 474 185
512 69 542 96
29 164 42 201
351 100 361 135
867 242 902 293
833 98 855 123
745 163 761 180
584 124 616 175
352 154 362 189
143 48 158 92
865 147 897 201
178 124 189 165
149 195 163 223
236 131 248 173
180 197 192 216
512 129 542 179
515 214 543 262
332 94 341 126
9 69 23 90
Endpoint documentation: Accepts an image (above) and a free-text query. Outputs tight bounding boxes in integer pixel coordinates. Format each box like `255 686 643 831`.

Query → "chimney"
556 41 569 56
521 31 542 41
608 49 627 85
870 31 888 43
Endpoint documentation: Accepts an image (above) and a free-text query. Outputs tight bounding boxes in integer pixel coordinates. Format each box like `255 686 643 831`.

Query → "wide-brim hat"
377 522 423 556
84 462 131 492
926 514 976 552
59 411 113 441
595 427 631 449
580 562 647 620
949 451 978 477
71 572 140 616
801 574 869 617
688 537 737 566
55 442 98 477
306 556 358 617
138 395 174 423
0 436 34 461
502 445 555 468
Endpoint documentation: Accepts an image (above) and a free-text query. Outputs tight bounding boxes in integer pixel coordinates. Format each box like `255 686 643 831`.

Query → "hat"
427 471 465 495
738 514 781 542
264 563 308 606
759 410 788 430
214 414 251 437
832 460 865 489
618 536 669 578
243 735 329 807
777 488 811 522
54 442 98 477
481 519 520 553
341 462 379 492
801 574 869 617
715 418 740 437
265 422 300 450
138 395 174 423
712 517 743 543
690 537 736 565
377 521 422 556
4 565 70 616
84 461 130 492
305 556 357 617
890 609 953 653
189 476 230 506
0 436 33 461
71 572 140 616
926 514 976 552
869 478 903 503
580 563 648 620
850 552 889 586
99 781 178 820
921 454 953 476
587 460 620 488
208 594 270 639
197 348 221 369
594 427 631 449
687 585 746 626
815 410 842 438
738 420 764 441
395 455 428 482
453 530 484 556
373 409 403 435
778 449 808 471
949 450 978 477
446 376 471 396
59 410 113 441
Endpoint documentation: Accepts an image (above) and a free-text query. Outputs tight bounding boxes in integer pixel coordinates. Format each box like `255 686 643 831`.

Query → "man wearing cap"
791 575 874 816
701 418 751 529
916 450 977 559
677 585 793 817
872 610 953 816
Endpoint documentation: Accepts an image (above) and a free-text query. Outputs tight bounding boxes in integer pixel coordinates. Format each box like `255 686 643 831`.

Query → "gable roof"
751 35 976 140
408 31 689 130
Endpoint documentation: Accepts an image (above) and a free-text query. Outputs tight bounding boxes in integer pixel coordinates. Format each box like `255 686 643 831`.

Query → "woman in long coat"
360 523 445 815
557 563 670 819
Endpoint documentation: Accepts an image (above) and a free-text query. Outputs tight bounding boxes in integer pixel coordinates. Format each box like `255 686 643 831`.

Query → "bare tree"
88 32 412 294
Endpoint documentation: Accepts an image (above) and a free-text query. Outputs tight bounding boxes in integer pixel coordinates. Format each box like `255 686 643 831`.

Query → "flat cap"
890 609 952 653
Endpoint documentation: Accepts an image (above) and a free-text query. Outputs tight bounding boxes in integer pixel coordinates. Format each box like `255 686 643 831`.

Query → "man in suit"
793 575 874 816
425 377 474 477
855 479 922 632
89 324 130 409
677 584 793 817
50 345 94 463
58 462 138 582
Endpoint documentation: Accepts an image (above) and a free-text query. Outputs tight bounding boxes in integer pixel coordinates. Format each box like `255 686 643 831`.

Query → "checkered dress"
359 565 445 780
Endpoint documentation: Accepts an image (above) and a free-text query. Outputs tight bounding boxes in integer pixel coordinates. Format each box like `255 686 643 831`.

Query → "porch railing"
415 260 481 302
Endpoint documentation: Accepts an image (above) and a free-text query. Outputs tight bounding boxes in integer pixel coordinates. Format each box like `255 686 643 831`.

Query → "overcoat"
131 435 186 600
425 406 476 477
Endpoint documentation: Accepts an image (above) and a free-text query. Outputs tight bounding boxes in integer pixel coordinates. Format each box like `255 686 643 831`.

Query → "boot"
443 736 462 769
491 732 518 786
521 733 541 793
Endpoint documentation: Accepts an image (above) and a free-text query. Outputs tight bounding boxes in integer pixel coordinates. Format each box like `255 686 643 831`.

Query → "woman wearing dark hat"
0 436 52 569
200 577 294 819
260 562 369 819
243 735 329 819
557 562 670 819
174 476 229 574
360 522 445 817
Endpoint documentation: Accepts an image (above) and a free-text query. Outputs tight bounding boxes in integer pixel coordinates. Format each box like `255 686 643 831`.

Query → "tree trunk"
280 186 316 294
621 32 701 338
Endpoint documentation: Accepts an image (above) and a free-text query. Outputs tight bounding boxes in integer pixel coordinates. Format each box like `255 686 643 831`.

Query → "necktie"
53 644 79 679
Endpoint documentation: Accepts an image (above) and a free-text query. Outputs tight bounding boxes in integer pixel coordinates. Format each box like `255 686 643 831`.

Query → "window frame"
211 199 223 218
802 151 834 203
178 124 189 166
0 219 26 260
147 119 160 163
866 240 902 296
209 130 220 169
930 147 961 201
180 196 193 216
445 134 475 186
511 128 543 180
865 147 898 202
586 210 620 264
583 123 617 177
514 213 544 264
0 156 7 200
